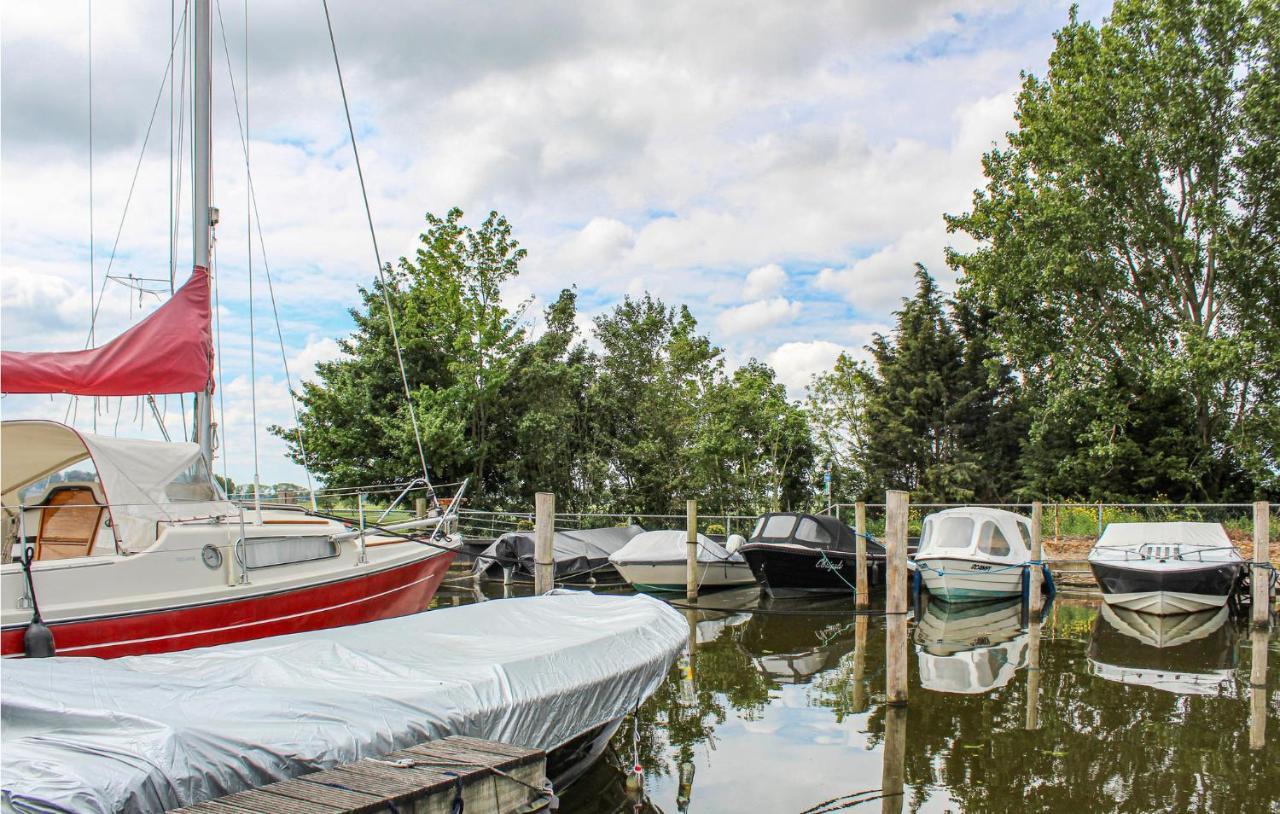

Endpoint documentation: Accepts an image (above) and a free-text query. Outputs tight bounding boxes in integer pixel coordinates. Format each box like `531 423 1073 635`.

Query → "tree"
806 352 871 504
947 0 1280 498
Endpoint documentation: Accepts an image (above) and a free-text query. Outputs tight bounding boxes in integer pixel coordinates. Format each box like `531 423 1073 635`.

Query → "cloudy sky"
1 0 1111 486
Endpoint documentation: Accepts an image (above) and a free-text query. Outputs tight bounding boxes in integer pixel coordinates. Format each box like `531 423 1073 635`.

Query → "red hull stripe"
1 552 455 659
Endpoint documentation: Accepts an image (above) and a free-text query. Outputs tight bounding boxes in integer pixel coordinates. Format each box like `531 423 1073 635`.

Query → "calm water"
436 583 1279 813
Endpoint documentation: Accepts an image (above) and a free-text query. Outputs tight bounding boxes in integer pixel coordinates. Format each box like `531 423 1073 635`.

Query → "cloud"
716 298 802 336
289 337 346 381
743 263 787 300
766 340 850 398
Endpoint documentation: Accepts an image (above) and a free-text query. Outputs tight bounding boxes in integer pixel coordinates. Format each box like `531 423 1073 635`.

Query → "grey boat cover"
472 524 645 579
1 592 685 814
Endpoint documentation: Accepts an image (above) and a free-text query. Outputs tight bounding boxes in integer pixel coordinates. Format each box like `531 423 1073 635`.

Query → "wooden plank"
209 788 338 814
259 780 383 813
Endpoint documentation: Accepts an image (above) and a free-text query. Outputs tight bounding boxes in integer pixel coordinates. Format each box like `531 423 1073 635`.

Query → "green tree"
806 352 871 503
947 0 1280 498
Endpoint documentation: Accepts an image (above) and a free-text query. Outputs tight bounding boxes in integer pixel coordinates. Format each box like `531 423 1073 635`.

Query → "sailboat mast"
192 0 214 466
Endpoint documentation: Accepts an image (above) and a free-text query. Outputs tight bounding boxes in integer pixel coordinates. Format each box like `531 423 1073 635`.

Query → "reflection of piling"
1025 617 1041 731
1253 501 1271 626
851 613 868 713
1251 627 1268 750
885 490 909 706
534 492 555 596
881 706 906 814
686 500 699 602
1029 501 1044 613
855 502 869 608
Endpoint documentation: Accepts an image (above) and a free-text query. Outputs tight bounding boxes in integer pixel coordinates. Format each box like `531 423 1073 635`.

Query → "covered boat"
609 529 755 592
915 598 1027 694
1087 522 1245 615
472 525 644 583
738 512 885 596
1 591 686 813
914 507 1034 602
1087 603 1236 695
0 420 458 658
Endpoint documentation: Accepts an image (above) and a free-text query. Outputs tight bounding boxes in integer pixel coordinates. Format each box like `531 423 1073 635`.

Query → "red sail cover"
1 267 214 396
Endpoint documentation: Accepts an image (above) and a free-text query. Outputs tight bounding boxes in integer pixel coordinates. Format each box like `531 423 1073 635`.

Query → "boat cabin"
915 507 1033 564
747 512 874 553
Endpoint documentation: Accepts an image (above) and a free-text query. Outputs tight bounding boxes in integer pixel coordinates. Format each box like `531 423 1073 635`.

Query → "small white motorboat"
914 507 1034 602
610 530 755 592
1087 522 1246 615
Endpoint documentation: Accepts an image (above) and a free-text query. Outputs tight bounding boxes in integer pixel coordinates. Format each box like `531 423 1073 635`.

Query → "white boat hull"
613 560 757 592
1099 589 1229 615
917 557 1024 602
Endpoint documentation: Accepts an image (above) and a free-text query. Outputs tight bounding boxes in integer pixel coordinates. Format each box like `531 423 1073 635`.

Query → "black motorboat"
738 512 886 597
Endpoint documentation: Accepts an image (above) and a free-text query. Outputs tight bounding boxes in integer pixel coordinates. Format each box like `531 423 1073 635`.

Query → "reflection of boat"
739 513 886 596
914 508 1033 602
1087 522 1246 615
739 596 860 682
915 598 1027 694
472 525 644 583
1 422 458 658
610 530 755 592
1087 603 1236 695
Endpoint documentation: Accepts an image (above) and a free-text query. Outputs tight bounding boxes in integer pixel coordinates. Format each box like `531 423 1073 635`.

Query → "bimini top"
610 529 743 564
1094 521 1231 550
1 420 235 553
915 507 1032 564
746 512 878 554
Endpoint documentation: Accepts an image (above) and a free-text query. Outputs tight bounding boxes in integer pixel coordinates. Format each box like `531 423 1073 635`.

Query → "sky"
0 0 1113 487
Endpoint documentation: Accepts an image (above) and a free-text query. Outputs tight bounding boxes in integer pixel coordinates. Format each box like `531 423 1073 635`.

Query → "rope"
321 0 430 484
87 0 95 432
241 0 262 521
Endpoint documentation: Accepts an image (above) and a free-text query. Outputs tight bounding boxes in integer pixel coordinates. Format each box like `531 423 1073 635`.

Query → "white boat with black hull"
914 507 1035 603
610 530 755 592
1087 522 1246 615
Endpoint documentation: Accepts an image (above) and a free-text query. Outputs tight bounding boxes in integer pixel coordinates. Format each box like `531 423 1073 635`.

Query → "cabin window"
1016 521 1033 549
795 518 832 545
165 460 219 503
242 535 339 568
759 515 797 539
976 522 1012 557
930 516 974 550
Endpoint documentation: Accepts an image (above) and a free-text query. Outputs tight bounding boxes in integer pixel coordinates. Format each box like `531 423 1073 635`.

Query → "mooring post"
415 496 428 518
686 499 699 602
534 492 555 596
885 489 909 706
1029 501 1044 613
881 705 907 814
1253 501 1271 626
1251 626 1268 750
1096 502 1104 537
851 613 869 713
855 501 868 608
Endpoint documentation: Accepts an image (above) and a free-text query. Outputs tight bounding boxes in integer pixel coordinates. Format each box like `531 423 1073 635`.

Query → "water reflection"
1087 604 1236 695
914 598 1027 695
431 583 1278 812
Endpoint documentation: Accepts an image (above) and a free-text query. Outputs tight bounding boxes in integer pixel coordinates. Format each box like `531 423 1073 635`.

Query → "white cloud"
766 340 850 398
742 263 787 300
289 337 346 381
716 297 802 336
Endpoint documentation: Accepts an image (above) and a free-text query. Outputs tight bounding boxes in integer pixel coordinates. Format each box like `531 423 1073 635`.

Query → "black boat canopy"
747 512 884 555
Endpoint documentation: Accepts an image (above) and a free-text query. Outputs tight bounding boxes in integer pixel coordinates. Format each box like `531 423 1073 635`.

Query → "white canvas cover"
1094 521 1231 549
1 591 686 814
610 529 743 564
1 421 235 552
915 507 1032 563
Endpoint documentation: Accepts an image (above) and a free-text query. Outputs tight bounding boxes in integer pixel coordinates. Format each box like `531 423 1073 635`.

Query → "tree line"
273 0 1278 511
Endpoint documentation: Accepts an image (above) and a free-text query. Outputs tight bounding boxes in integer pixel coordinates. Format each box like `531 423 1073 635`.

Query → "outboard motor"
725 534 746 554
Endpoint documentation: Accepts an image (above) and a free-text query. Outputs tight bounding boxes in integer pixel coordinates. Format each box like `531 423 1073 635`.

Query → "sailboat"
0 0 458 658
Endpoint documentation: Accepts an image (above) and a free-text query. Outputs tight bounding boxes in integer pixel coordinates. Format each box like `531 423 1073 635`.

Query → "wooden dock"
171 736 549 814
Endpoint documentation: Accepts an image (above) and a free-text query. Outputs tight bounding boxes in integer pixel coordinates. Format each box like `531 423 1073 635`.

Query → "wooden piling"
1029 501 1044 613
851 613 868 713
855 501 868 608
1251 627 1268 750
1253 501 1271 626
686 500 699 602
885 490 909 706
534 492 555 596
414 496 428 518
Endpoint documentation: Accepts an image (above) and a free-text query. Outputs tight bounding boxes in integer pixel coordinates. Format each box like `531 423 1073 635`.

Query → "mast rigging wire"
322 0 431 486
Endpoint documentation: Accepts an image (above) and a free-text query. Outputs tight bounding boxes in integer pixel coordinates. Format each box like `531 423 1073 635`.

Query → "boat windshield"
976 521 1012 557
756 515 797 540
795 517 832 545
927 516 974 551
